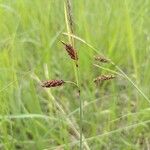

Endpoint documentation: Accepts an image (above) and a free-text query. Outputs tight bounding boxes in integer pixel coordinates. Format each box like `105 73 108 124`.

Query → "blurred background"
0 0 150 149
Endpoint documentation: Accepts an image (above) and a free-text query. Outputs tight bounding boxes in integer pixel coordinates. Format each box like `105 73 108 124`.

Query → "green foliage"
0 0 150 149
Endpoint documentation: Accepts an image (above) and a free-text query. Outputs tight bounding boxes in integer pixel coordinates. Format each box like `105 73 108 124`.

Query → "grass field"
0 0 150 149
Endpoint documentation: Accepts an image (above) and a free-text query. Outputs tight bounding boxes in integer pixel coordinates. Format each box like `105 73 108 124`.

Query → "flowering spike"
94 74 115 83
61 41 78 60
41 80 65 88
94 55 109 63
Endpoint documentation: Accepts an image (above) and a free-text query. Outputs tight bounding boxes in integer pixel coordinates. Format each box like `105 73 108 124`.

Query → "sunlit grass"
0 0 150 149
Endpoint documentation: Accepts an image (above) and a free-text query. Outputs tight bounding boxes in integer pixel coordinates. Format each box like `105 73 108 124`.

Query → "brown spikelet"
41 80 65 88
61 41 78 60
94 55 109 63
94 74 115 83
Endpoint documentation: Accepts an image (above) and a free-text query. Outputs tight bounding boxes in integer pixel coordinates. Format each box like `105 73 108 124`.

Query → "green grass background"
0 0 150 149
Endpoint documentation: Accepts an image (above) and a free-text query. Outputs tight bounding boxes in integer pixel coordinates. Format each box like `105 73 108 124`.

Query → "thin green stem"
65 80 79 88
73 64 82 150
79 84 82 150
64 1 87 149
93 64 123 77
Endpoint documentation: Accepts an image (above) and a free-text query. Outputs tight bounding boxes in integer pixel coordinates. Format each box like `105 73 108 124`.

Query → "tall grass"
64 1 85 149
0 0 150 149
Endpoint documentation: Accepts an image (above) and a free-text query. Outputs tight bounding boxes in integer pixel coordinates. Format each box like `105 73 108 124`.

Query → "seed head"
94 55 109 63
66 0 74 34
94 74 115 83
61 41 78 60
41 80 65 88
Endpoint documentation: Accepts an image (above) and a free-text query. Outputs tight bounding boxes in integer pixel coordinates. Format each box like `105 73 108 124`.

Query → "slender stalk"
65 80 79 88
79 86 82 150
64 1 89 149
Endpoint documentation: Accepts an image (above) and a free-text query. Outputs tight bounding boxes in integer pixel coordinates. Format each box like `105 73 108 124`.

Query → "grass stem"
64 1 90 149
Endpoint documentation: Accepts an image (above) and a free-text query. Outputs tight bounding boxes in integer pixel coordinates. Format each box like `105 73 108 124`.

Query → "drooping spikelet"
94 74 115 83
61 41 78 60
94 55 109 63
41 80 65 88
